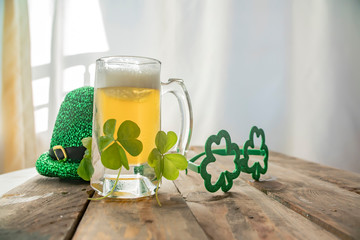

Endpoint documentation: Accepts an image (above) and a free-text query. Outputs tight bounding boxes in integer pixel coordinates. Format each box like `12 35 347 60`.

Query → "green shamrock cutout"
187 126 269 192
200 130 241 193
241 126 269 181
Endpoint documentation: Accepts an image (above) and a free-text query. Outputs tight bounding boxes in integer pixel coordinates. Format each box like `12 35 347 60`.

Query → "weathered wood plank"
238 159 360 240
0 175 93 240
189 147 360 239
173 150 339 240
200 145 360 240
269 151 360 194
73 179 208 240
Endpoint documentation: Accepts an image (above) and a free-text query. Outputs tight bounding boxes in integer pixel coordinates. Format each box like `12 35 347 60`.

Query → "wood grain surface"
174 153 339 240
212 148 360 240
0 175 93 240
269 151 360 194
243 161 360 240
73 179 208 240
187 147 360 240
1 147 359 240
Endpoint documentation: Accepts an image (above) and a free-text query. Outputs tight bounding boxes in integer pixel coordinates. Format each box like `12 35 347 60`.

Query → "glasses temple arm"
186 148 265 174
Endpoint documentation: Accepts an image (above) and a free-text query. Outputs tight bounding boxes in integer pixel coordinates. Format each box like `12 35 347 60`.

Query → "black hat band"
49 146 86 162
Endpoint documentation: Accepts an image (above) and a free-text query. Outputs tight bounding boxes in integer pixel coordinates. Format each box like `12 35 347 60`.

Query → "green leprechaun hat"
36 86 94 179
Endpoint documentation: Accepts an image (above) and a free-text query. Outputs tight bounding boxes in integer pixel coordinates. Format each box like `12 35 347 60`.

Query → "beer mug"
90 56 193 198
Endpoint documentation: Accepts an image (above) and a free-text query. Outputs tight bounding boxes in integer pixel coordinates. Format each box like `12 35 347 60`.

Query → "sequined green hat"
36 86 94 179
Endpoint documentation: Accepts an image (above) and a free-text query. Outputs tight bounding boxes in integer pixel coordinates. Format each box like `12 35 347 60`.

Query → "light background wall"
0 0 4 173
28 0 360 173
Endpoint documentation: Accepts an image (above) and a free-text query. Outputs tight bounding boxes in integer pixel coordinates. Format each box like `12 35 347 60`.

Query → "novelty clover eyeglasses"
187 126 268 193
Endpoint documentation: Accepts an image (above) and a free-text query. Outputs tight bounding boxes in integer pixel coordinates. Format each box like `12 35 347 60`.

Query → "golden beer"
95 86 160 165
91 56 192 199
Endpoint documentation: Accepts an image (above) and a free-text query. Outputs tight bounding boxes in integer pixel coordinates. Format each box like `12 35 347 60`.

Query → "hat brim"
36 152 82 179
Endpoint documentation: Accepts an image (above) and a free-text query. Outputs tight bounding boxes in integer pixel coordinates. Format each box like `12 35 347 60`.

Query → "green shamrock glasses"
187 126 268 193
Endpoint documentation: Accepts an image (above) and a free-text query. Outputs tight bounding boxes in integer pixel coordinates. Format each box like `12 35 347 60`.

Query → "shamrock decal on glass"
200 130 241 193
241 126 269 181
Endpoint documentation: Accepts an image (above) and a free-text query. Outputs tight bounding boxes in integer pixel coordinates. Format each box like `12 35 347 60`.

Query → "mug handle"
161 79 193 155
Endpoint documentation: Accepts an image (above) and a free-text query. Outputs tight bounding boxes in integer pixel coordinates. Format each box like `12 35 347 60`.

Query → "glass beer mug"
90 56 192 198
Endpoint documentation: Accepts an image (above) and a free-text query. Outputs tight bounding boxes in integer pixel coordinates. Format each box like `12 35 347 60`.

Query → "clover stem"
155 179 161 207
88 167 122 201
155 173 162 207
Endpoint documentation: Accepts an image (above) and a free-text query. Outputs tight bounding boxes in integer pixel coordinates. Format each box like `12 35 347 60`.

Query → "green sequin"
36 152 80 179
36 87 94 179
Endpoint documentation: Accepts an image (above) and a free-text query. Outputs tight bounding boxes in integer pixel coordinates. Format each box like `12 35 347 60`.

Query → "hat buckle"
52 145 68 162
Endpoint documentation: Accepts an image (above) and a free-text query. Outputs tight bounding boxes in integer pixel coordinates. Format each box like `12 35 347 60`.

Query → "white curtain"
0 0 36 173
28 0 360 173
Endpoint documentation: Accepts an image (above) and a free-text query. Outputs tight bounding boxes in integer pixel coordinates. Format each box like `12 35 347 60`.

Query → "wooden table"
1 148 359 240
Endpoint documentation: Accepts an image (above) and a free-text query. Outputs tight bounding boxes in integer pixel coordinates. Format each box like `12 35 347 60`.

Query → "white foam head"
95 56 161 89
